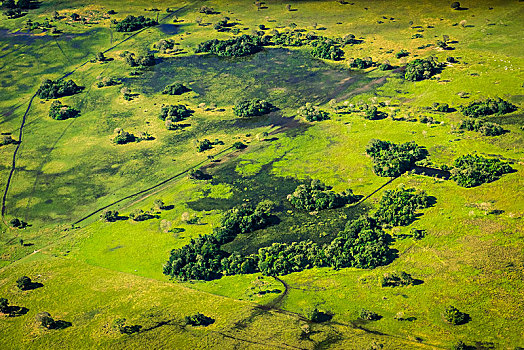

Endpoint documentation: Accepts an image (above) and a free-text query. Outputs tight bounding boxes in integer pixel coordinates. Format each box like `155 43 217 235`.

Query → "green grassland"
1 0 523 349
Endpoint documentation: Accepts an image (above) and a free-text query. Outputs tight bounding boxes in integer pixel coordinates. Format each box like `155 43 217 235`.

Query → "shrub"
451 341 467 350
404 58 440 81
311 40 344 60
154 39 175 53
35 312 55 329
450 154 512 187
115 15 157 32
287 180 359 211
48 100 79 120
360 309 381 321
162 83 190 95
112 318 142 334
396 49 409 58
0 298 9 313
232 141 247 149
309 308 332 323
129 209 151 221
451 2 460 10
199 6 216 14
379 62 392 70
184 313 215 326
97 77 121 88
380 271 415 287
1 135 16 146
461 98 517 118
350 57 373 69
112 129 135 144
16 276 32 290
297 103 329 122
197 139 213 152
159 104 193 122
432 102 451 112
443 306 468 325
365 139 428 177
257 240 323 276
364 106 387 120
459 119 504 136
37 79 83 99
100 210 119 222
188 169 211 180
233 99 273 117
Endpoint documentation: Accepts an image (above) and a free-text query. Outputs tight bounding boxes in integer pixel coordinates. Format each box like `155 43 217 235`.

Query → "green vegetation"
287 180 358 211
311 40 344 61
159 104 193 122
360 309 381 321
297 103 330 122
233 99 273 117
115 15 157 32
349 57 373 69
459 119 505 136
184 313 215 327
37 79 83 99
450 154 513 187
461 98 517 118
48 101 79 120
380 271 415 287
432 102 451 112
374 187 431 227
443 306 468 325
162 83 190 95
366 140 428 177
404 57 441 81
195 35 264 57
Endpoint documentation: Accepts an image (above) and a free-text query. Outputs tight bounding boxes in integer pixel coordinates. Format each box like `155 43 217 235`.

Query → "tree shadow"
51 320 72 330
6 306 29 317
412 278 424 286
24 282 44 291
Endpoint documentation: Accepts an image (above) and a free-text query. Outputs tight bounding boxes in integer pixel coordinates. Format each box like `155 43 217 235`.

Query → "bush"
360 309 381 321
197 139 213 152
199 6 216 14
0 134 15 146
451 2 460 10
184 313 215 326
396 49 409 58
115 15 157 32
112 318 142 334
129 209 151 221
196 35 265 57
97 77 121 88
0 298 9 313
365 139 428 177
350 57 373 69
35 312 55 329
311 40 344 60
188 169 211 180
48 100 79 120
100 210 119 222
443 306 468 325
154 39 175 53
112 129 135 144
461 98 517 118
232 141 247 149
450 154 512 187
16 276 32 290
162 83 190 95
159 104 193 122
297 103 329 122
374 187 430 227
37 79 83 99
459 119 504 136
379 62 392 70
233 99 273 117
380 271 415 287
364 106 387 120
257 240 323 276
432 102 451 112
287 180 359 211
404 58 441 81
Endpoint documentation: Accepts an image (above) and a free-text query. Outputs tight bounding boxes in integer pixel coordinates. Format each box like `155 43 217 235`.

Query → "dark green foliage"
287 180 358 211
366 139 428 177
121 51 155 67
396 49 409 58
297 103 330 122
381 271 415 287
360 309 381 321
188 169 211 180
411 33 423 39
97 77 121 88
233 99 273 117
159 104 193 122
197 139 213 152
436 40 448 49
48 101 79 120
374 188 430 227
163 235 227 280
196 35 264 57
199 5 216 14
404 57 440 81
450 154 512 187
379 62 392 70
213 200 275 244
459 119 504 136
100 210 119 222
232 141 247 150
350 57 373 69
432 102 451 112
184 313 215 326
154 39 175 53
324 216 392 269
443 306 468 325
112 129 135 144
0 298 8 313
257 241 324 276
37 79 83 99
16 276 32 290
461 98 517 118
129 209 151 222
113 318 142 334
162 83 190 95
411 228 426 239
221 254 259 275
311 40 344 60
451 2 460 10
4 7 22 18
36 312 55 329
9 218 23 227
309 308 332 323
115 15 157 32
364 106 387 120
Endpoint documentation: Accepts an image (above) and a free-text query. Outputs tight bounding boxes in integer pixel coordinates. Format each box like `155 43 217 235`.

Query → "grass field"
1 0 523 349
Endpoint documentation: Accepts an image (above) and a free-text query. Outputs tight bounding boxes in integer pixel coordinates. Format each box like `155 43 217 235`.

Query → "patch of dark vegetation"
115 15 158 32
311 39 344 60
432 102 452 112
363 105 387 120
159 104 193 122
380 271 416 287
287 179 359 211
233 99 274 117
129 209 155 222
9 217 28 228
121 51 156 67
162 82 190 95
16 276 43 291
396 49 410 58
359 309 382 321
197 138 223 152
100 210 121 222
199 5 218 15
37 79 83 99
113 318 142 334
1 134 17 146
404 57 442 81
443 305 469 325
196 35 265 57
188 169 212 180
97 77 121 88
48 100 79 120
374 187 432 227
297 103 330 122
0 298 28 317
232 141 247 150
459 119 505 136
450 154 513 187
112 128 153 145
309 308 333 323
154 38 177 53
349 57 374 69
461 98 517 118
184 313 215 326
35 312 71 330
366 139 428 177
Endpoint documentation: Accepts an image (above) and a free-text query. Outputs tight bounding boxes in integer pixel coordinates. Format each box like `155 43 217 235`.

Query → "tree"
311 40 344 60
297 103 329 122
162 83 190 95
96 52 106 62
197 139 213 152
115 15 157 32
0 298 9 313
233 141 247 150
450 154 512 187
16 276 32 290
233 99 273 117
451 2 460 10
35 312 55 329
100 210 119 222
404 57 441 81
159 104 193 121
37 79 83 99
443 306 468 325
287 180 358 211
0 134 15 146
380 271 415 287
48 100 79 120
184 313 215 326
360 309 381 321
286 4 292 11
154 199 165 210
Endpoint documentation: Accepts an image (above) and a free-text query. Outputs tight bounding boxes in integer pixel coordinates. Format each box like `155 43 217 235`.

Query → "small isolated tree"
0 298 9 313
154 199 165 210
360 309 381 321
35 312 55 329
96 52 106 62
443 305 468 325
100 210 119 222
1 134 16 146
451 2 460 10
16 276 32 291
286 4 292 11
184 313 215 326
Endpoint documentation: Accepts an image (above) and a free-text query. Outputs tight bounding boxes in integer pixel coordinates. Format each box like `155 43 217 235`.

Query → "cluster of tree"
310 39 344 60
432 102 451 112
9 218 27 228
154 39 176 53
380 271 415 287
360 309 381 321
366 139 428 177
461 98 517 118
450 154 512 187
37 79 83 99
112 128 135 144
115 15 157 32
2 0 37 19
404 57 441 81
287 180 359 211
296 103 329 122
195 35 265 57
162 83 190 95
233 141 247 150
100 210 119 222
271 30 360 48
97 77 121 88
459 119 504 136
197 139 213 152
233 99 273 117
199 5 216 14
48 100 79 120
0 297 9 314
374 187 431 227
16 276 33 290
121 51 156 67
443 306 468 325
379 62 392 70
1 134 16 146
396 49 410 58
349 57 373 69
129 209 153 221
184 313 215 326
159 104 193 122
364 106 387 120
